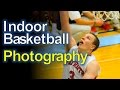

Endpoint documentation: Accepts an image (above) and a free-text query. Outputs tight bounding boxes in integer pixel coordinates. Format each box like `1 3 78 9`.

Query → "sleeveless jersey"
63 45 96 79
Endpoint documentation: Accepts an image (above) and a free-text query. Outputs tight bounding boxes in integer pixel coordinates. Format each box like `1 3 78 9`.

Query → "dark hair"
90 32 100 52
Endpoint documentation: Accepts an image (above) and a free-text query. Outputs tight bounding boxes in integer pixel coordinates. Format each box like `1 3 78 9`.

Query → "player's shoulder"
71 45 78 49
69 45 78 52
86 54 100 68
91 60 99 67
88 59 100 71
86 54 96 64
88 54 95 59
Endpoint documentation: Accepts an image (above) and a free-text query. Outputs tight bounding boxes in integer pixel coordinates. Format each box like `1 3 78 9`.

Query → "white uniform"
63 45 96 79
68 11 81 20
68 11 90 20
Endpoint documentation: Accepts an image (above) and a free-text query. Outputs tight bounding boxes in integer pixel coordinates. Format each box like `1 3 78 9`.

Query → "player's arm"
82 11 95 19
60 11 76 52
75 17 104 27
82 60 100 79
75 18 94 26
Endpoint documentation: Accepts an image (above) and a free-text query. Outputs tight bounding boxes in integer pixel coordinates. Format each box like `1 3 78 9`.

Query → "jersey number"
68 71 75 79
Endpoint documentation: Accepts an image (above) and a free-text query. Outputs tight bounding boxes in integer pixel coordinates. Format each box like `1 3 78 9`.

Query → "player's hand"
94 19 104 27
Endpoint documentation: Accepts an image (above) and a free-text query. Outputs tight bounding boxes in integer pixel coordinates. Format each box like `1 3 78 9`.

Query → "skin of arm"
82 11 95 19
82 60 100 79
59 11 76 52
75 18 94 26
75 18 104 27
74 11 104 27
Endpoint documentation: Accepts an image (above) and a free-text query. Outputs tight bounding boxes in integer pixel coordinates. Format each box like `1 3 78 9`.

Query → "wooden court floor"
33 31 120 79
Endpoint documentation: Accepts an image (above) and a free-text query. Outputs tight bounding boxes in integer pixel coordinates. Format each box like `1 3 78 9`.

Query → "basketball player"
60 11 100 79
